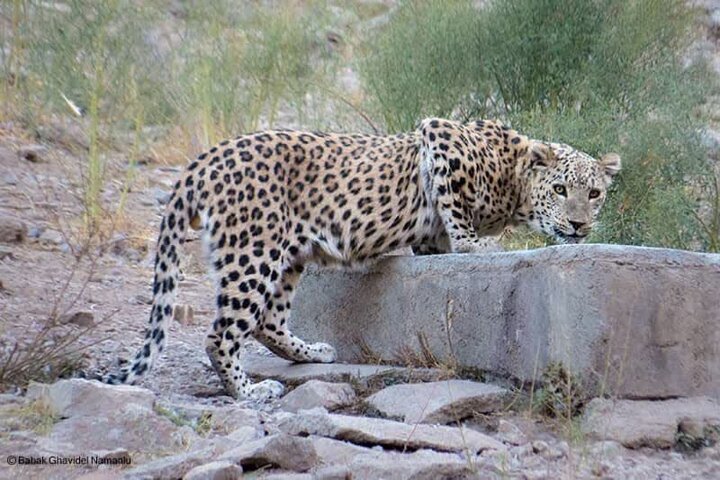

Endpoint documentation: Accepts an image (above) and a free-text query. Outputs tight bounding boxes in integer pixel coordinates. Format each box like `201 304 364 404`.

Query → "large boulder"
291 245 720 399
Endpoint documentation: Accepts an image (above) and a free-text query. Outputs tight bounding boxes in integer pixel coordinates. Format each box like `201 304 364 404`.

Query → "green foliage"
676 424 720 453
359 0 718 251
533 362 585 419
167 0 333 144
358 0 480 131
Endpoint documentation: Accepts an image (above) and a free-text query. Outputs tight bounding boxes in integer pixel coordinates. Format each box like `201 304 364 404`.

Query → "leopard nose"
569 221 586 232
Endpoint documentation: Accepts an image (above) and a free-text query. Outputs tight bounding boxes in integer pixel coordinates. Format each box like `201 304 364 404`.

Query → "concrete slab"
289 245 720 399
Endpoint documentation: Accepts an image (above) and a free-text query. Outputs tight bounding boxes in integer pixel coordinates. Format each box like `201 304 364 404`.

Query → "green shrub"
359 0 718 251
358 0 480 132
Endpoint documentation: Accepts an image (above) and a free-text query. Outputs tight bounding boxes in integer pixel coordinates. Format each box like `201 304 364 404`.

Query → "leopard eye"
588 189 601 199
553 184 566 196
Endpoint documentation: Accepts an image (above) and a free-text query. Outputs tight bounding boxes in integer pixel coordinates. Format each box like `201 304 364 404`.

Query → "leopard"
103 117 621 401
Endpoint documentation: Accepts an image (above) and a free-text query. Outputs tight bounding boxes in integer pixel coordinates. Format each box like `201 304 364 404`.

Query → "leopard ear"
599 153 621 184
527 142 556 170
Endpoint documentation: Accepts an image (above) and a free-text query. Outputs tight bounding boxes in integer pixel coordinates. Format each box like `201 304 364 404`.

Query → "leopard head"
517 142 621 244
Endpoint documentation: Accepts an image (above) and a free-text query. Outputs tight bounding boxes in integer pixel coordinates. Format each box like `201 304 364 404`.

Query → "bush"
359 0 718 251
358 0 480 132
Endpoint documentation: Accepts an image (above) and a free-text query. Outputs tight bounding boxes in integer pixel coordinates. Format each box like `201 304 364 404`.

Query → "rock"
290 245 720 399
109 233 144 263
496 419 527 446
0 218 26 243
710 10 720 39
588 440 625 458
0 246 15 260
132 294 153 305
154 187 171 206
17 144 48 163
39 403 198 456
174 304 195 326
242 353 442 386
277 409 504 454
27 378 155 418
279 380 356 413
25 382 49 401
76 472 123 480
702 127 720 155
184 460 243 480
204 407 260 434
2 172 18 185
0 393 25 406
679 417 707 438
123 446 215 479
365 380 508 424
328 448 475 480
218 433 318 472
58 311 95 328
701 445 720 460
226 426 263 443
313 465 352 480
582 397 720 449
260 473 312 480
154 401 263 435
38 229 65 245
28 226 43 238
311 436 371 465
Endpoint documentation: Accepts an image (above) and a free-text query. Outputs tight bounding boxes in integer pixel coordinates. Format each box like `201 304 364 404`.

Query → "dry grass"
6 400 59 436
0 162 131 389
357 331 459 376
0 250 112 389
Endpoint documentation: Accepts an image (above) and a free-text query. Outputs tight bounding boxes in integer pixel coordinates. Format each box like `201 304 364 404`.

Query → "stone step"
290 245 720 399
277 409 504 453
242 354 443 386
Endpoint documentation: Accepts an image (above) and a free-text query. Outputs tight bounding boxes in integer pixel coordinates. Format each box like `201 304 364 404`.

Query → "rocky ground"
0 372 719 479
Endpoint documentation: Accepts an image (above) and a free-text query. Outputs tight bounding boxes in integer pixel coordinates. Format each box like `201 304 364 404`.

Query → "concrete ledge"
291 245 720 399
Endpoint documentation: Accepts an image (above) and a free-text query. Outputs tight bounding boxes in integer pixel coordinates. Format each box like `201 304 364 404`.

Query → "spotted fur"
104 118 621 401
